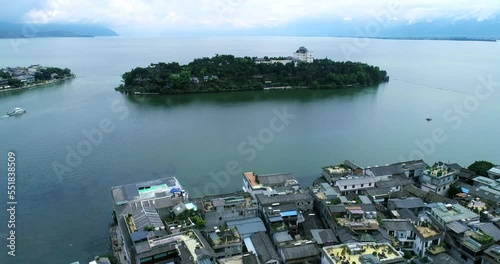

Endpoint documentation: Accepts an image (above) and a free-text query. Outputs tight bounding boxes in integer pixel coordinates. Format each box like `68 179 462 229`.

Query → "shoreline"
0 75 76 93
119 82 384 96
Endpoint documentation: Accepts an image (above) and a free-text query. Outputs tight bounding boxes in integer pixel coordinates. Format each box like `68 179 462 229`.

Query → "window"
369 183 372 186
344 186 347 189
361 184 364 187
154 253 168 259
140 257 153 263
352 185 355 188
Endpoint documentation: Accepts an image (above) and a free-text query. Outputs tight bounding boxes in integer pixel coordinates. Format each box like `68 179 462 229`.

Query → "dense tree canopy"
447 183 463 198
468 160 495 176
34 67 72 81
116 55 389 94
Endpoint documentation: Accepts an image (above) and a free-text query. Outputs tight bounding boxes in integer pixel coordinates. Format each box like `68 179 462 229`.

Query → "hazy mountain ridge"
0 22 118 38
159 18 500 40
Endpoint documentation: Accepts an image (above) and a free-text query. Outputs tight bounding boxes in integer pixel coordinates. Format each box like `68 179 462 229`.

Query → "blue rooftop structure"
281 210 297 217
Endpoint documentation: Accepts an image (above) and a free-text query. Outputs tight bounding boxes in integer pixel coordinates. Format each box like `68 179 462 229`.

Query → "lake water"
0 36 499 263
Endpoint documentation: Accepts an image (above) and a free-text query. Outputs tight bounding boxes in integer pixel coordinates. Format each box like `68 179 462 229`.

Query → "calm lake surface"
0 36 499 263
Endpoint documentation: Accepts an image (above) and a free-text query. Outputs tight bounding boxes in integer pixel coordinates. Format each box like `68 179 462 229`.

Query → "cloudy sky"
1 0 500 35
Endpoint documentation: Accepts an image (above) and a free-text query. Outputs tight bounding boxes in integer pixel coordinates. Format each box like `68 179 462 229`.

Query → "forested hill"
115 55 389 95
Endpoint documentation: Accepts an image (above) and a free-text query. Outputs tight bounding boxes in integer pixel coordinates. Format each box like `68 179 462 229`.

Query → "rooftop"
280 243 320 261
460 230 494 251
255 191 313 205
344 160 363 170
488 166 500 176
388 197 424 209
431 202 479 223
323 165 350 175
310 229 338 245
415 225 440 239
366 164 402 177
207 228 241 247
424 163 456 178
445 221 470 234
244 172 260 188
244 172 297 189
472 176 497 187
418 253 461 264
226 217 266 238
202 193 255 212
471 222 500 242
249 232 280 263
483 244 500 263
322 242 403 264
383 219 414 231
111 177 184 205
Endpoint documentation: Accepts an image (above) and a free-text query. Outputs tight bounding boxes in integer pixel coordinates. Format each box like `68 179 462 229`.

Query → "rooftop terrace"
323 243 403 264
323 165 350 175
202 195 255 212
415 225 440 239
207 228 241 247
112 177 185 205
424 163 456 178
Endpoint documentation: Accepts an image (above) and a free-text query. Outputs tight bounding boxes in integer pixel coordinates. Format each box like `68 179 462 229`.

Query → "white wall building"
335 176 376 195
294 46 314 63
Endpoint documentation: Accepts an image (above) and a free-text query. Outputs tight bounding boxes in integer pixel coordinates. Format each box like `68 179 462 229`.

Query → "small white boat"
7 107 26 116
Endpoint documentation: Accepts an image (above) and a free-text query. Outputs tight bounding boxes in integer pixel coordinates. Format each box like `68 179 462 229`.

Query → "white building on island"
294 46 314 63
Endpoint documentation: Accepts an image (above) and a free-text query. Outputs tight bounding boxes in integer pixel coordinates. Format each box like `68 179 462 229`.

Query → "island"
115 47 389 95
0 65 75 92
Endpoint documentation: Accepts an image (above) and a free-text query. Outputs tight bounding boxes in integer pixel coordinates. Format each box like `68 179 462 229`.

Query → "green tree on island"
116 55 388 95
468 160 495 176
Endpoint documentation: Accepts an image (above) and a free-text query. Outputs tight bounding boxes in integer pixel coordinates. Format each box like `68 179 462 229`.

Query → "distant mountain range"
0 22 118 38
165 18 500 40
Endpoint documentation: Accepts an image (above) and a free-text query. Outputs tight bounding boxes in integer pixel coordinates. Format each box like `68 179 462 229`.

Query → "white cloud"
21 0 500 34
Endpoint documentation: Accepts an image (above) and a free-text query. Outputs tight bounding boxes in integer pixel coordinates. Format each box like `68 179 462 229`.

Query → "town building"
197 192 258 227
335 175 376 195
428 203 479 227
321 164 352 183
482 244 500 264
204 227 243 258
320 242 405 264
247 231 281 264
226 217 266 239
343 160 365 175
255 190 313 236
383 219 416 250
419 162 458 196
388 197 425 215
242 172 299 198
412 253 461 264
278 242 320 263
310 229 338 247
446 226 496 264
111 177 198 264
293 46 314 63
412 221 443 257
487 166 500 179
